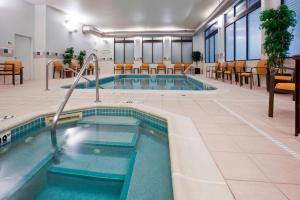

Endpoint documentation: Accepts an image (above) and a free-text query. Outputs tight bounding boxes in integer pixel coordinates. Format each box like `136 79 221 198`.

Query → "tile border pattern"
0 107 168 149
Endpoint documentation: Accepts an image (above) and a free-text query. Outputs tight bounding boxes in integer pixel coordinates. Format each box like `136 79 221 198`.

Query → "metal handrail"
50 53 100 163
45 59 56 90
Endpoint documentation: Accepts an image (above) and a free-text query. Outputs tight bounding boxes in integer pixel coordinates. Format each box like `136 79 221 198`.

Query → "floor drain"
0 116 14 121
181 94 186 96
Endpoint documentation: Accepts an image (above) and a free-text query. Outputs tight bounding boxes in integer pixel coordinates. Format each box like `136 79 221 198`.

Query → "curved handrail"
45 59 57 91
50 53 100 163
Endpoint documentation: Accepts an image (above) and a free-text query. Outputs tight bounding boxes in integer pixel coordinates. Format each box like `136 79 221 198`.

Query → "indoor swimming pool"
0 108 173 200
62 75 216 91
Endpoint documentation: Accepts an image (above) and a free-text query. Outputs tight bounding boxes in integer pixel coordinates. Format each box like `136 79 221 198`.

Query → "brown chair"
240 60 267 89
114 64 124 74
0 60 23 85
157 63 166 74
216 62 227 80
87 63 94 75
234 61 246 84
183 64 192 73
53 61 63 78
223 61 236 84
64 62 77 77
140 63 150 74
173 64 183 74
124 64 133 74
269 67 295 118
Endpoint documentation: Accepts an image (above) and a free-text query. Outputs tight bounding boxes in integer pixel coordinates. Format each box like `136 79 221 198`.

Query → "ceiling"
26 0 222 32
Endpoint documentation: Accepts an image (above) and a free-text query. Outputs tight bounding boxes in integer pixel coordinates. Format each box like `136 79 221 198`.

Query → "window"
142 37 163 63
224 0 261 61
235 0 247 16
182 37 193 63
235 17 247 60
153 37 163 63
248 8 261 59
114 38 134 64
205 23 218 63
225 24 234 61
284 0 300 56
142 37 152 64
171 37 193 64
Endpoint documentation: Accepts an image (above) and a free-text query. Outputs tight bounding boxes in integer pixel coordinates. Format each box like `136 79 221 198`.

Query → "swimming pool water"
4 115 173 200
64 75 216 91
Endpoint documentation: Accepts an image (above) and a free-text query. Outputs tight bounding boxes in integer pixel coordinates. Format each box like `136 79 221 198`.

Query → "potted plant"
78 50 86 67
260 5 296 90
192 51 203 74
63 47 74 66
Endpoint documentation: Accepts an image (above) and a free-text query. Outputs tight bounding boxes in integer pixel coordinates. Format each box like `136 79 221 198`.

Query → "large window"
205 23 218 63
284 0 300 56
142 37 163 63
235 17 247 60
114 38 134 64
225 24 234 61
171 37 193 64
248 8 261 59
224 0 261 61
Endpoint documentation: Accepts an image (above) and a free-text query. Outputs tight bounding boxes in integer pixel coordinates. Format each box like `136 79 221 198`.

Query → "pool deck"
0 74 299 200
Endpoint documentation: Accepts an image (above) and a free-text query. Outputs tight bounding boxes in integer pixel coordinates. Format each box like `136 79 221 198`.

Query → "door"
15 35 32 80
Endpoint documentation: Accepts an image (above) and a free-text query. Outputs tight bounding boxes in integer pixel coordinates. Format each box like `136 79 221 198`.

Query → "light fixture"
65 18 78 32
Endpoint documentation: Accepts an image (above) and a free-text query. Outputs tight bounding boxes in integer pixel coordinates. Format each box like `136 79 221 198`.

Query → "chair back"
125 64 133 70
214 62 220 70
116 64 124 70
174 64 182 70
54 62 63 71
235 61 246 73
183 63 192 70
220 62 227 70
88 63 94 70
157 63 166 70
256 60 267 75
227 62 235 71
141 63 149 70
69 63 77 70
4 60 22 74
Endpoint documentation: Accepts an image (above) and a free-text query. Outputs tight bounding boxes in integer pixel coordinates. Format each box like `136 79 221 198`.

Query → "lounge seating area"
0 60 24 85
52 61 95 79
113 63 194 74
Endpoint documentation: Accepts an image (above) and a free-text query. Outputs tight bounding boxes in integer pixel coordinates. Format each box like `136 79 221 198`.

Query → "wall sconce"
65 20 78 33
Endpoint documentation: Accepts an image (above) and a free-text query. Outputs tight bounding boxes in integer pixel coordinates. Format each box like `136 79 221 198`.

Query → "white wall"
46 6 98 56
0 0 34 83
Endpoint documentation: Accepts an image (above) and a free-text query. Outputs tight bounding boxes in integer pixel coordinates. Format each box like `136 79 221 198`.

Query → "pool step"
79 116 141 126
48 166 125 181
62 122 140 149
56 150 132 176
37 169 123 200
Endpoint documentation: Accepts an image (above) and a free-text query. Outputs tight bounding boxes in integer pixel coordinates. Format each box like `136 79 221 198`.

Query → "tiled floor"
1 74 299 200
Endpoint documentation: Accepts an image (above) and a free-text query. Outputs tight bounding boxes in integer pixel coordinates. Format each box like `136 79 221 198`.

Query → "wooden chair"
234 61 246 84
53 61 63 78
216 62 227 80
114 64 124 74
0 60 23 85
183 64 192 73
174 64 183 74
157 63 166 74
240 60 267 89
63 62 77 77
124 64 133 74
223 61 236 84
140 63 150 74
87 63 94 75
269 67 295 118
